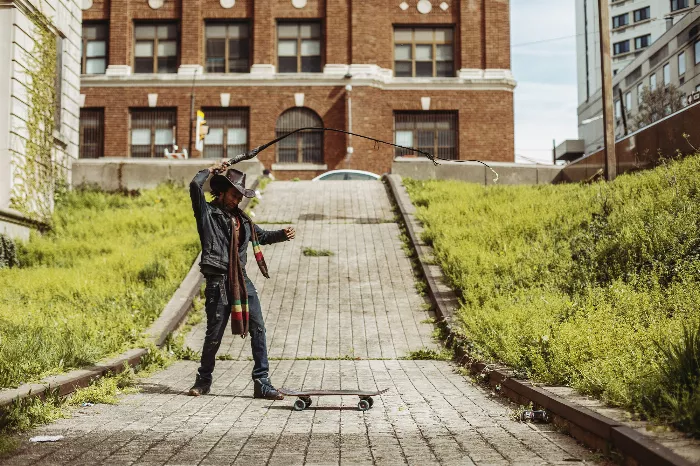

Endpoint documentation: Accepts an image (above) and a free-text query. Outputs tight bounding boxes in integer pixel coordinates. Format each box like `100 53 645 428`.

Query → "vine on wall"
10 11 63 222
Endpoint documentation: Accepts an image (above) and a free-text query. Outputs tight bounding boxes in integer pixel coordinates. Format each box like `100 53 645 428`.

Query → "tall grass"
405 154 700 435
0 183 199 388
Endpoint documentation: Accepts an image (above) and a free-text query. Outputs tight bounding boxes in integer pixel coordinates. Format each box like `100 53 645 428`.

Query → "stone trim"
81 68 517 92
272 163 327 171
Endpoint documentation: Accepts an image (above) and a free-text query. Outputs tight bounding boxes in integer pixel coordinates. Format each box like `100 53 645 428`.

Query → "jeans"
196 274 269 386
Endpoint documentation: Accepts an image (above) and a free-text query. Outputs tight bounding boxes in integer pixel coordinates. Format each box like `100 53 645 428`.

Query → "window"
679 51 686 76
275 108 323 163
202 108 249 159
671 0 689 11
695 40 700 64
613 69 619 76
205 23 250 73
79 109 104 158
394 27 454 77
81 23 107 74
612 13 629 29
613 40 630 55
635 35 651 49
625 92 632 112
134 23 178 73
650 73 657 90
615 100 622 119
130 109 176 157
55 37 63 127
663 62 671 85
277 22 321 73
394 112 458 160
638 83 645 104
634 7 651 22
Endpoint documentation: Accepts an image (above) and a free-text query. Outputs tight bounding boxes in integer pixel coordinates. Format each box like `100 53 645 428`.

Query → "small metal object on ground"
521 410 551 423
29 435 64 443
277 388 389 411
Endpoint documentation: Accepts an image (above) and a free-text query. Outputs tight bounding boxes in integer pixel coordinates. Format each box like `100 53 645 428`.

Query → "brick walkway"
3 181 601 465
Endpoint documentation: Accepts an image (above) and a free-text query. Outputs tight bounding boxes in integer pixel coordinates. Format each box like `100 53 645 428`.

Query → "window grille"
79 109 104 158
202 108 249 159
130 109 176 158
275 108 323 163
394 112 458 160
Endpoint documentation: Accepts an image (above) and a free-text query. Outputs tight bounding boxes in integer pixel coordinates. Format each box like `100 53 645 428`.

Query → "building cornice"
81 68 517 92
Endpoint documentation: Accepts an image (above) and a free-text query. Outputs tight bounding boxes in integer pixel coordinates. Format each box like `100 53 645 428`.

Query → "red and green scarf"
229 211 269 337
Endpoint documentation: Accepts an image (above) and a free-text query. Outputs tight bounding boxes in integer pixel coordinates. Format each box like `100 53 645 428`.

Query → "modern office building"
576 5 700 155
0 0 81 237
576 0 697 107
78 0 516 179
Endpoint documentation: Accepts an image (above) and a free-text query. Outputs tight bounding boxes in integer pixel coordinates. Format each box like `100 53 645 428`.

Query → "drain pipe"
345 83 353 166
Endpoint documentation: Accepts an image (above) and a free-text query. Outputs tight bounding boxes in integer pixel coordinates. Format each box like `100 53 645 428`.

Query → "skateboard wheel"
301 396 312 408
358 399 370 411
293 399 306 411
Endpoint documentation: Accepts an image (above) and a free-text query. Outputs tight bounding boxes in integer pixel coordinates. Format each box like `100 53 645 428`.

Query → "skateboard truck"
278 388 389 411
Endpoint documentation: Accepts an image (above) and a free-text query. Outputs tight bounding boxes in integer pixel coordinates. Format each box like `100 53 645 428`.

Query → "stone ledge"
385 173 696 466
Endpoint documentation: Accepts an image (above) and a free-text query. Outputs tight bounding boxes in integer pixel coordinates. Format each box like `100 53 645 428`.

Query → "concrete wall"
391 158 562 185
71 158 264 192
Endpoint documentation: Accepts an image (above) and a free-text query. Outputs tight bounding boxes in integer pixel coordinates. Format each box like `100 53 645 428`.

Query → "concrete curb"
0 176 259 410
384 174 694 466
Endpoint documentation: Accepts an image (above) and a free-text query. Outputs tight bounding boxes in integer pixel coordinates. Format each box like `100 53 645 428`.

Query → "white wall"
1 0 81 218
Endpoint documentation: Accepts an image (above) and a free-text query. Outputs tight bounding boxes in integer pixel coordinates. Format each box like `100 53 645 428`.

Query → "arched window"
275 108 323 164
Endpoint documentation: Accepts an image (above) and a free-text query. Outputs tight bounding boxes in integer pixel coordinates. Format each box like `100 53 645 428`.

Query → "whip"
217 127 499 183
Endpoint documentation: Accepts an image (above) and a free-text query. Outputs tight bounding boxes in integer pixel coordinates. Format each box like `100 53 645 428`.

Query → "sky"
511 0 579 164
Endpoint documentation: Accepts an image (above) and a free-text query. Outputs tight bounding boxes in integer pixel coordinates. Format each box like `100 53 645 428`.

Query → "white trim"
272 163 327 171
82 68 517 92
105 65 131 76
178 64 203 75
250 64 275 75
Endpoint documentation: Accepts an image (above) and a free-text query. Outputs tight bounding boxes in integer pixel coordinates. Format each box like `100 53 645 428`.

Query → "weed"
403 348 453 361
68 364 138 406
302 247 334 257
420 316 435 324
217 353 234 361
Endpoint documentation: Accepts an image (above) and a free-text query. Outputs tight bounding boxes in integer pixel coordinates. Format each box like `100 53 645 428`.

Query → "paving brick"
3 181 601 465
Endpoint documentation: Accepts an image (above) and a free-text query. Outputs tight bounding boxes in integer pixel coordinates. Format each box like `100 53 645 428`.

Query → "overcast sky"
511 0 578 164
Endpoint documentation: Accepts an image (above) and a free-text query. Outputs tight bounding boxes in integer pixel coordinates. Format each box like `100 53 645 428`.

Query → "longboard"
278 387 389 411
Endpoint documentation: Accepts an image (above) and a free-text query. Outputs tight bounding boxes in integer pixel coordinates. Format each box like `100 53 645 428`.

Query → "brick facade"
80 0 515 179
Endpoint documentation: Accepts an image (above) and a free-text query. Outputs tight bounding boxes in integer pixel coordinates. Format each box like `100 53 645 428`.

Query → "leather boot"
253 378 284 400
188 376 211 396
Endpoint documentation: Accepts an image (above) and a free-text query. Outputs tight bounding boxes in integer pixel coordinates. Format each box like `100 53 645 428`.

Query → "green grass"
302 247 334 257
403 348 453 361
405 153 700 436
0 183 199 389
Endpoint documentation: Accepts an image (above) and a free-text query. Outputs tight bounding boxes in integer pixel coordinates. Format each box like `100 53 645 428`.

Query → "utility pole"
597 0 616 180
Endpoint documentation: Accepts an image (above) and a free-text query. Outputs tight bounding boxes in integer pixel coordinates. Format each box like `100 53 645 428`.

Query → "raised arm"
190 168 211 219
254 224 289 245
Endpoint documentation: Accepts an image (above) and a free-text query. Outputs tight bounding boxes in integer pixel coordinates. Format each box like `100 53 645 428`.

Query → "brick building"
78 0 515 179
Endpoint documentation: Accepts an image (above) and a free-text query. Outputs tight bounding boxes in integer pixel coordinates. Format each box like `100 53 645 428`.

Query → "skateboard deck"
278 387 389 411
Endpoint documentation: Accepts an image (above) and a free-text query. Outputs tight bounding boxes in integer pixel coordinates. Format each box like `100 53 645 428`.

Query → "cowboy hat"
210 168 256 198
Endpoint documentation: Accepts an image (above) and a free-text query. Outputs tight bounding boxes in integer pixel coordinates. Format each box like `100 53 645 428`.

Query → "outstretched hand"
284 227 295 240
